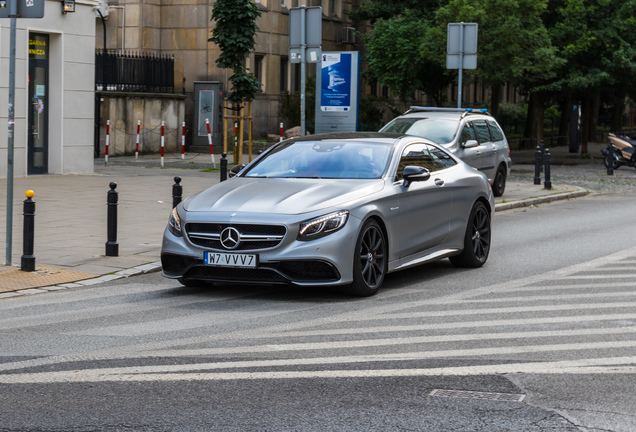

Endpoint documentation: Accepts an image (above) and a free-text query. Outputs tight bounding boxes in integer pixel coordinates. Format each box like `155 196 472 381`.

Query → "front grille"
185 223 286 251
186 266 288 283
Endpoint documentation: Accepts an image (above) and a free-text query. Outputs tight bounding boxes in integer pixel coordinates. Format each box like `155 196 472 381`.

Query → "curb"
0 261 162 299
495 188 589 212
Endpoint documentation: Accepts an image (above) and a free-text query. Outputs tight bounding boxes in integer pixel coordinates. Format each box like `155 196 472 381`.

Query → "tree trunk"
533 91 545 147
581 97 591 155
490 85 501 118
588 89 601 142
558 97 569 147
523 93 536 149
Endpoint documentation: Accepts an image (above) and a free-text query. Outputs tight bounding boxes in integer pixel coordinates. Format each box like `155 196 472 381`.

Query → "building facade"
0 0 97 178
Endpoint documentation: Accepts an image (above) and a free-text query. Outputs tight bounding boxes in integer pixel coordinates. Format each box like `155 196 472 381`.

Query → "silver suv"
380 107 512 196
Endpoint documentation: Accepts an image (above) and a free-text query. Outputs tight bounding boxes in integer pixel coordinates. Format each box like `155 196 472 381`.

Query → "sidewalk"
0 145 600 297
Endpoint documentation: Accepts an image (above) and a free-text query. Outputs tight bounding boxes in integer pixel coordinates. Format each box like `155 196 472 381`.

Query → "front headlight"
168 207 183 237
298 210 349 241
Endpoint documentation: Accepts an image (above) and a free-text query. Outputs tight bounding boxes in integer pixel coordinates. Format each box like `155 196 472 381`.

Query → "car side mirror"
462 139 479 149
229 164 246 178
402 166 431 187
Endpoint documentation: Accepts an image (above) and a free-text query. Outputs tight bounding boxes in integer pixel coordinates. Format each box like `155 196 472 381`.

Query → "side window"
474 120 492 144
460 122 476 146
487 120 505 141
428 145 457 170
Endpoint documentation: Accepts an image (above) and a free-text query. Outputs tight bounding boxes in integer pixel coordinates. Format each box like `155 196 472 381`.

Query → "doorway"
28 33 49 175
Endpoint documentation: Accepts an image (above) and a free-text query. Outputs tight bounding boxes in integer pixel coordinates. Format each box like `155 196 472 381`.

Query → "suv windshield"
244 141 392 179
381 118 459 144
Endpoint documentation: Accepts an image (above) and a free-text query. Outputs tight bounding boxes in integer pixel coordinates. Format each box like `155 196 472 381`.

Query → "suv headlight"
168 207 183 237
298 210 349 241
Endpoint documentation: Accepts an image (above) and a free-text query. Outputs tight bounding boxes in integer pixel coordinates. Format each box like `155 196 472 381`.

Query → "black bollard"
105 182 119 257
534 145 542 185
21 190 36 272
220 152 228 182
540 139 545 173
544 149 552 190
607 142 614 176
172 176 182 208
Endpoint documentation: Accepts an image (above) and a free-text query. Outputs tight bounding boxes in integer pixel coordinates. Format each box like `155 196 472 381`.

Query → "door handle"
435 178 444 186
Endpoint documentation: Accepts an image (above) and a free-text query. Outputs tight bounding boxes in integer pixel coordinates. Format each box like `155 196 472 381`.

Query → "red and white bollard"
205 118 216 167
280 122 283 142
135 120 141 161
181 122 186 159
105 120 110 166
160 121 165 168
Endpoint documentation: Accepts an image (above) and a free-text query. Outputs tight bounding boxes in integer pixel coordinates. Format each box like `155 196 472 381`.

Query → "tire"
344 219 387 297
604 153 619 170
178 277 210 288
449 202 491 268
492 164 507 197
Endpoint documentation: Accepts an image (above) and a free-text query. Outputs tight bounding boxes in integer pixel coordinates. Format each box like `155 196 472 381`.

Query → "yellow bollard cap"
25 190 34 198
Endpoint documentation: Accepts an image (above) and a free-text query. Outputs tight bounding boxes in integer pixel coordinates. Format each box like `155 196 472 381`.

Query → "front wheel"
344 219 387 297
604 152 620 170
450 202 491 268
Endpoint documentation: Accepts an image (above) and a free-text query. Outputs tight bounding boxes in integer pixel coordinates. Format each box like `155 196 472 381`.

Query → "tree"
209 0 262 105
363 14 452 106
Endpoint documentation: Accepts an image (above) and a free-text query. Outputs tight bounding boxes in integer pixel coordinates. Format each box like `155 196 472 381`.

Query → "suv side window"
487 120 505 141
474 120 492 144
460 122 476 146
395 143 455 181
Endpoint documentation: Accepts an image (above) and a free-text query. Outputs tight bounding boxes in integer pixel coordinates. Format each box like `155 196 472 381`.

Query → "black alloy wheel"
492 164 506 197
346 219 387 296
450 202 491 268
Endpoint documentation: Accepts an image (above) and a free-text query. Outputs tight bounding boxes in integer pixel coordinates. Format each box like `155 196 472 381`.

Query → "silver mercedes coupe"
161 133 494 296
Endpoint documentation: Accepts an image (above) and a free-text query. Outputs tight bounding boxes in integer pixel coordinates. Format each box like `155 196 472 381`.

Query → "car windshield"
381 118 459 144
243 140 393 179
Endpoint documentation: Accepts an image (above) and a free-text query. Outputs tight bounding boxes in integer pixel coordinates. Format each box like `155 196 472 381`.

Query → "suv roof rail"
406 106 491 117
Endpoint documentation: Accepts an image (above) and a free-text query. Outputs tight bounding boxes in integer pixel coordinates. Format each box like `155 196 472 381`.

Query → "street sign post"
289 6 321 136
447 22 478 108
2 0 45 266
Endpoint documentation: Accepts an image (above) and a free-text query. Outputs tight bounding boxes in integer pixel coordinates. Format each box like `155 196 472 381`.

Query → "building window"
254 55 265 91
381 86 388 98
280 57 288 93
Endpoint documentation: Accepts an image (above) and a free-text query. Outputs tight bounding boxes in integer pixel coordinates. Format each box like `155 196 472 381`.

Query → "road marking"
1 356 635 384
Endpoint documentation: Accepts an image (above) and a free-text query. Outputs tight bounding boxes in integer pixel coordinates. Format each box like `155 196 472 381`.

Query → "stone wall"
97 92 186 156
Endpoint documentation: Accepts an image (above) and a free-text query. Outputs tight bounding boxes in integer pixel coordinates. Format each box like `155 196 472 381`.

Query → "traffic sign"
0 0 45 18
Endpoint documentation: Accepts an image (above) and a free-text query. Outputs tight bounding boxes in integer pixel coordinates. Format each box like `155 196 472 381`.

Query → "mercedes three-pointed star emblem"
220 227 241 250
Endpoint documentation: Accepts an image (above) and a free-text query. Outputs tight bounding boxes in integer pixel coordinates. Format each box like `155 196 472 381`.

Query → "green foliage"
348 0 442 23
363 13 452 104
358 96 387 131
278 77 315 133
209 0 261 102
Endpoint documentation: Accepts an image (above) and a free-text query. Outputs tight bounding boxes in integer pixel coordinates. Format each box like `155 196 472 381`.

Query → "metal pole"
300 5 306 136
105 182 119 257
5 0 17 265
172 176 182 209
457 22 464 109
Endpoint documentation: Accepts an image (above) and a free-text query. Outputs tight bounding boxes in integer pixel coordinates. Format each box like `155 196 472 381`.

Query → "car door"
394 143 453 259
457 121 481 169
473 119 497 180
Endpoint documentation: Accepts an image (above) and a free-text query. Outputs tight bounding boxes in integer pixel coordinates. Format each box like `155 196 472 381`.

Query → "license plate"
204 252 258 268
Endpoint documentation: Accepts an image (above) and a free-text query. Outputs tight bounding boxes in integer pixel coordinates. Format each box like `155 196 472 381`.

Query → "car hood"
184 178 385 215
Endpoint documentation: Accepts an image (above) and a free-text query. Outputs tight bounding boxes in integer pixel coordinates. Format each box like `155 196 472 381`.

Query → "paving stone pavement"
0 141 625 297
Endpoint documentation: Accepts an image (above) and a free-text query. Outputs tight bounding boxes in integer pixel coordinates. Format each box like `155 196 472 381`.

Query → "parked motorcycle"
602 133 636 170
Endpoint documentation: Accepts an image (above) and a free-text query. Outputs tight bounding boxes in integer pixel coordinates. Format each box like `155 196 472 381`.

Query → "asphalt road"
1 192 636 431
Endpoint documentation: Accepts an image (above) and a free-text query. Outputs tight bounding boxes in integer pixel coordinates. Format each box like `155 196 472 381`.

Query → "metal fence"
95 50 175 93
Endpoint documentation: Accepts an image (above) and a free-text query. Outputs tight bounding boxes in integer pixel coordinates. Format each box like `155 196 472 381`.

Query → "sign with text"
314 52 359 133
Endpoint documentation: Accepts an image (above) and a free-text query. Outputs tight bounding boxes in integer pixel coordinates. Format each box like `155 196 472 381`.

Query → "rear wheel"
492 164 507 197
344 219 387 297
450 202 491 268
